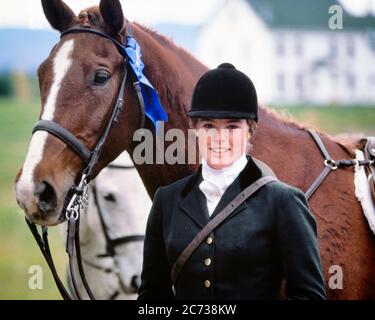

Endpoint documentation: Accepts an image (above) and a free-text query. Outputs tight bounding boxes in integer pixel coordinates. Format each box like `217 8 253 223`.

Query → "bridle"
67 164 145 300
92 164 145 261
26 22 147 300
84 163 145 299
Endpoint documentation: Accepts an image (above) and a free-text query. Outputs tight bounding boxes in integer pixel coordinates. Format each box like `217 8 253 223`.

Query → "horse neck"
126 24 207 198
254 107 355 190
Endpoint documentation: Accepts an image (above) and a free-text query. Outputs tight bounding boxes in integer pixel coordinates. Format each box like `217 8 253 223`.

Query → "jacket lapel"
208 178 246 220
209 156 263 220
179 166 210 228
179 156 263 228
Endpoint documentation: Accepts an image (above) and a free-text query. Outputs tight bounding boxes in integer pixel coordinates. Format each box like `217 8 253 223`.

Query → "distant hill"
0 28 59 75
0 25 198 75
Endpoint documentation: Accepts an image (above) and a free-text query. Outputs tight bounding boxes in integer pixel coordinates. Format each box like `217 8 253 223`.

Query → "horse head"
66 151 150 297
90 152 150 295
15 0 144 226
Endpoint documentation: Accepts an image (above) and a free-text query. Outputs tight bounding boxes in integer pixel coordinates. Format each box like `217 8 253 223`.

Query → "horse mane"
261 106 357 157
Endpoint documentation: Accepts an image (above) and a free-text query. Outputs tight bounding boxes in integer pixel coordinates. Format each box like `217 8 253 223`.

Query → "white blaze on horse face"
42 40 75 121
16 40 75 210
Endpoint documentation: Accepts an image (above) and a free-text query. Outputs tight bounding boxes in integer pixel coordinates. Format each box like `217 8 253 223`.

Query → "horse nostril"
34 181 57 213
131 275 141 291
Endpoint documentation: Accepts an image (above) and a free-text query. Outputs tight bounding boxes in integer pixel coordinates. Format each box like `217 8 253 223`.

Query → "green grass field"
0 98 66 300
0 97 374 300
271 104 375 136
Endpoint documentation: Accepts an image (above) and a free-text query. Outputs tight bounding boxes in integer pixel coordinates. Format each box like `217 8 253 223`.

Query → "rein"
26 22 147 300
67 163 145 300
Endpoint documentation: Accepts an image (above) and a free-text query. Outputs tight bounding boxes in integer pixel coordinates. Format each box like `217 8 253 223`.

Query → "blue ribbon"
124 36 168 127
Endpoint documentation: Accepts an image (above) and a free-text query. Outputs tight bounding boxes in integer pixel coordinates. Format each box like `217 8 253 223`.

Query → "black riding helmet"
188 63 258 121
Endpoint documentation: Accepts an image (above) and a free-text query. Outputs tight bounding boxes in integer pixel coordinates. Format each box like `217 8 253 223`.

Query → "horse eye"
93 70 110 86
103 193 116 202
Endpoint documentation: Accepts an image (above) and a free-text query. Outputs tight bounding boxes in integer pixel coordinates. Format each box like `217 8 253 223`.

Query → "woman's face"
195 118 250 169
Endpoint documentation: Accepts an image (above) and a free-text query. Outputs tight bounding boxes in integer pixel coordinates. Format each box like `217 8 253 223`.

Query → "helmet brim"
187 110 257 121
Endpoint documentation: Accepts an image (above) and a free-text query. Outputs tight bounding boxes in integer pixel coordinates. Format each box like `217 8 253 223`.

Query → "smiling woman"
138 63 327 300
192 118 256 169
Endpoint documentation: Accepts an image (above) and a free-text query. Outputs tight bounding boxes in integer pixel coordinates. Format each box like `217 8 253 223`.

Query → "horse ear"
41 0 76 32
99 0 125 37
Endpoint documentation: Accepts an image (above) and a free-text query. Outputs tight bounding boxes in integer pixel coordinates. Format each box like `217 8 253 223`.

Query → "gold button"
206 236 213 245
204 280 211 288
204 258 211 266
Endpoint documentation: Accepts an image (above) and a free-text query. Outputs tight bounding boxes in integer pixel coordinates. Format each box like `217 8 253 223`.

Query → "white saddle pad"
354 149 375 235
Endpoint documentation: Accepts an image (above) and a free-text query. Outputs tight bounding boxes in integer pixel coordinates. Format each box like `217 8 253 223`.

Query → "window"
276 35 285 56
347 73 356 89
331 70 339 83
295 35 303 57
347 37 355 58
296 73 304 91
329 36 338 59
277 73 285 92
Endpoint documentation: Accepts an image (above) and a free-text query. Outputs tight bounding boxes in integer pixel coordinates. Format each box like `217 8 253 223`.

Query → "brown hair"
189 118 257 136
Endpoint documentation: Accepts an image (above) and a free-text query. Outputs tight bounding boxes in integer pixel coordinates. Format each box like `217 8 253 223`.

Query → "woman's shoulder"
263 179 308 205
266 180 313 220
267 179 305 195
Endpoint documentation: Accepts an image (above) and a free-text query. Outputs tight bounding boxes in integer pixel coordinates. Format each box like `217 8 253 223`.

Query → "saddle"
357 137 375 204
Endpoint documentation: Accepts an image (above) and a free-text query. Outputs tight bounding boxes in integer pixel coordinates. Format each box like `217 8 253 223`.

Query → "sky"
0 0 221 29
0 0 375 29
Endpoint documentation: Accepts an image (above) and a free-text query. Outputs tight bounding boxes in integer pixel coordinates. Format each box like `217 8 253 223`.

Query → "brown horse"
14 0 375 299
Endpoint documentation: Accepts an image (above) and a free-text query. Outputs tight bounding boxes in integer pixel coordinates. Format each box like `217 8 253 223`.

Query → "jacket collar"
179 155 263 228
181 155 262 197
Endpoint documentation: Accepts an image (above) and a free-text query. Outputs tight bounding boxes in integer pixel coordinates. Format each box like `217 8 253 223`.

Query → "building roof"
247 0 375 30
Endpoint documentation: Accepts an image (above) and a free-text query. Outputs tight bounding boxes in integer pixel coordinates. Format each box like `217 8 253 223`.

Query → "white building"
195 0 375 105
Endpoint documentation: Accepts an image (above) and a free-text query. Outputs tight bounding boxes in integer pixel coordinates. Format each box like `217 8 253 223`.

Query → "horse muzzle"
15 176 71 226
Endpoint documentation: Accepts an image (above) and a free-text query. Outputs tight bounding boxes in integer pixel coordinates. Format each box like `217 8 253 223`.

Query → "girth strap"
305 129 374 201
305 165 332 201
33 120 92 164
307 129 332 161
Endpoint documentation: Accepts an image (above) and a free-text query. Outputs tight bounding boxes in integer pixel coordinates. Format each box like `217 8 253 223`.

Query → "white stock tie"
199 154 247 216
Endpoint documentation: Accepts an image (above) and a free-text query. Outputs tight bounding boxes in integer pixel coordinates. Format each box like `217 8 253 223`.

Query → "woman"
137 63 326 300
